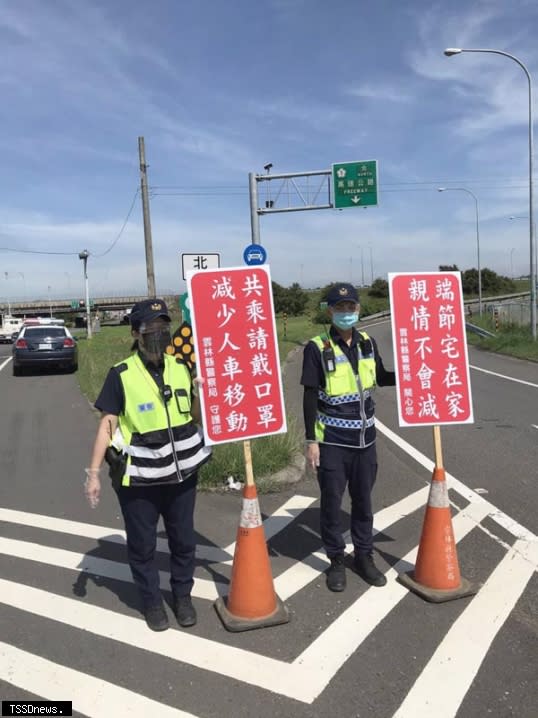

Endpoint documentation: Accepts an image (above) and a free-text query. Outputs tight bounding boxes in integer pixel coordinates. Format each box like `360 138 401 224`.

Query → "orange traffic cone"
398 467 478 602
214 483 289 631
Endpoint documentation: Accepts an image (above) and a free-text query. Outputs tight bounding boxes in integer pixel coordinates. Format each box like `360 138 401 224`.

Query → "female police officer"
301 283 395 592
85 299 211 631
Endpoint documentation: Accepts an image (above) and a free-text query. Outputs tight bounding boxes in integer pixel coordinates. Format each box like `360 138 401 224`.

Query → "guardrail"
465 322 496 338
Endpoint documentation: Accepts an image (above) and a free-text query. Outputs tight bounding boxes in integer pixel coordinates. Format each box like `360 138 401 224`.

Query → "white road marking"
275 486 429 600
0 504 491 705
376 419 538 545
0 356 12 371
0 490 427 605
392 539 538 718
0 640 200 718
469 363 538 389
0 536 224 600
0 578 305 701
0 493 316 566
1 422 536 707
292 501 491 702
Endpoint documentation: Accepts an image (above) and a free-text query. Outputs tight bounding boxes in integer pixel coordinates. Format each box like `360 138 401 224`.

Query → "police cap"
326 283 360 306
129 299 171 330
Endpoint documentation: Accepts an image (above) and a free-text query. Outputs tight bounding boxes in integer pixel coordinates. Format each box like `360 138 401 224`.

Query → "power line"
0 189 140 258
93 188 139 258
0 246 79 255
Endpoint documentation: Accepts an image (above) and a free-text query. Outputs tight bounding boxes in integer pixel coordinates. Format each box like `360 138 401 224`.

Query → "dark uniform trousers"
116 475 198 608
317 443 378 558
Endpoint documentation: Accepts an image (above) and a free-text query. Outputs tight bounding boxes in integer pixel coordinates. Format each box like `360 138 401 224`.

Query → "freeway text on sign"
388 271 474 427
331 160 378 209
186 265 287 445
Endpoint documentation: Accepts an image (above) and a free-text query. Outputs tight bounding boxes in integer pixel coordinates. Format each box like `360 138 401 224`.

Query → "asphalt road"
0 325 537 718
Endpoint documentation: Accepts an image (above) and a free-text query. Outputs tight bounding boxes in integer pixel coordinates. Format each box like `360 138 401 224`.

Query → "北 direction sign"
186 265 287 445
332 160 378 209
388 271 474 427
181 253 220 280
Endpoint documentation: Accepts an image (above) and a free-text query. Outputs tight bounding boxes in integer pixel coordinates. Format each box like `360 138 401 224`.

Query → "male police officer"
301 283 395 592
85 299 211 630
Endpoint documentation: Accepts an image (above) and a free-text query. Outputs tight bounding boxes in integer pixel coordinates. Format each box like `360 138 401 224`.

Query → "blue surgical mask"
332 311 359 330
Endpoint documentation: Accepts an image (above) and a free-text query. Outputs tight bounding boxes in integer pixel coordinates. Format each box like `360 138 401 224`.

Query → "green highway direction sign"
332 160 378 209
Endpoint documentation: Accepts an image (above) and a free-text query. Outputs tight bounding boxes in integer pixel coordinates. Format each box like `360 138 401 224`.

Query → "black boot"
144 603 169 631
354 553 387 587
174 595 197 627
326 555 346 592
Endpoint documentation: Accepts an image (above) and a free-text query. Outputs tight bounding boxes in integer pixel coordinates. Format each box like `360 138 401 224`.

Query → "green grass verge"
466 314 538 361
77 323 302 492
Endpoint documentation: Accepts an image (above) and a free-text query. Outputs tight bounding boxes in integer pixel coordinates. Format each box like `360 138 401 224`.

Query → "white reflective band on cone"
239 497 262 529
428 480 449 508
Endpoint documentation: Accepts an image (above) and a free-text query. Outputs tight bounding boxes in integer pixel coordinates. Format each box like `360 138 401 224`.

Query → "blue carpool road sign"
243 244 267 266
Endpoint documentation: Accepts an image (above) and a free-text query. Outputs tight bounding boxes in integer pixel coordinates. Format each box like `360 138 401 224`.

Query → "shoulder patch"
115 362 129 374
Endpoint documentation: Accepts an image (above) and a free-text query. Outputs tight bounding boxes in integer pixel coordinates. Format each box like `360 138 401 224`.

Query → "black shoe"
144 603 169 631
354 554 387 587
326 555 347 592
174 595 197 627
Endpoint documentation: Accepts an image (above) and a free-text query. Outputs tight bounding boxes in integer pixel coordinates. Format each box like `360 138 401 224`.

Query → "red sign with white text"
187 265 287 445
389 272 474 427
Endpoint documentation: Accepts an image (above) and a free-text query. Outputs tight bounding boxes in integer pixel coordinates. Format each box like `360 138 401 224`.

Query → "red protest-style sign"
186 265 287 445
388 271 474 427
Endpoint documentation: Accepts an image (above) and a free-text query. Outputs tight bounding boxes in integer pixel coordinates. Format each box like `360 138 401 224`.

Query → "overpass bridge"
0 295 179 318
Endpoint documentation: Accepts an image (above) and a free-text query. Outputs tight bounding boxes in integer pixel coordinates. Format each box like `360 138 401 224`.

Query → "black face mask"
140 329 172 356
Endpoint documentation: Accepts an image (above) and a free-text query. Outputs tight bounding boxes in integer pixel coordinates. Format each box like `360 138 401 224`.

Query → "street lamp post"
18 272 26 300
78 250 92 340
368 244 374 285
438 187 482 315
509 215 537 283
47 285 52 318
356 246 365 286
510 248 516 279
444 47 536 339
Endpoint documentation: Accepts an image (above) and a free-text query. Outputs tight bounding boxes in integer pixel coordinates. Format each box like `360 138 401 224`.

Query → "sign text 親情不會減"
388 271 474 427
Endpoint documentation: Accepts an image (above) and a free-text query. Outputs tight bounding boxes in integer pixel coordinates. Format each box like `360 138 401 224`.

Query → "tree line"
272 266 517 318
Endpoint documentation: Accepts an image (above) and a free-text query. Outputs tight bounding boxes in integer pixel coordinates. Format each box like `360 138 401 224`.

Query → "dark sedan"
12 325 78 375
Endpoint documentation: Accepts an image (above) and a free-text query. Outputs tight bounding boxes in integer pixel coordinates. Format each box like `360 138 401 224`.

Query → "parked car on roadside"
0 315 24 343
12 324 78 376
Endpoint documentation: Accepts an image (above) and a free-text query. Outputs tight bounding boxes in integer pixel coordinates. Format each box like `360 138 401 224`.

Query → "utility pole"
138 136 156 298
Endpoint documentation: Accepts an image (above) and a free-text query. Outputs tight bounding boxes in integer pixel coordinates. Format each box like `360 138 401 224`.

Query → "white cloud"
344 84 413 104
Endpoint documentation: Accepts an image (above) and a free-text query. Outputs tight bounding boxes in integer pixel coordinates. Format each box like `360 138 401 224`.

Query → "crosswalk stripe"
292 500 492 703
0 537 225 601
275 485 429 600
376 419 537 544
0 490 427 608
0 499 492 705
0 494 316 565
0 577 303 701
392 538 538 718
0 640 200 718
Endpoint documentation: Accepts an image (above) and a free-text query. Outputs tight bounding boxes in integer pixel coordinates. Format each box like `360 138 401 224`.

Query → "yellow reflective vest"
113 353 211 486
311 332 377 448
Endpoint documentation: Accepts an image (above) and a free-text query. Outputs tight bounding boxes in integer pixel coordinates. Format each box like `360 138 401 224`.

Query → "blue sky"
0 0 537 302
